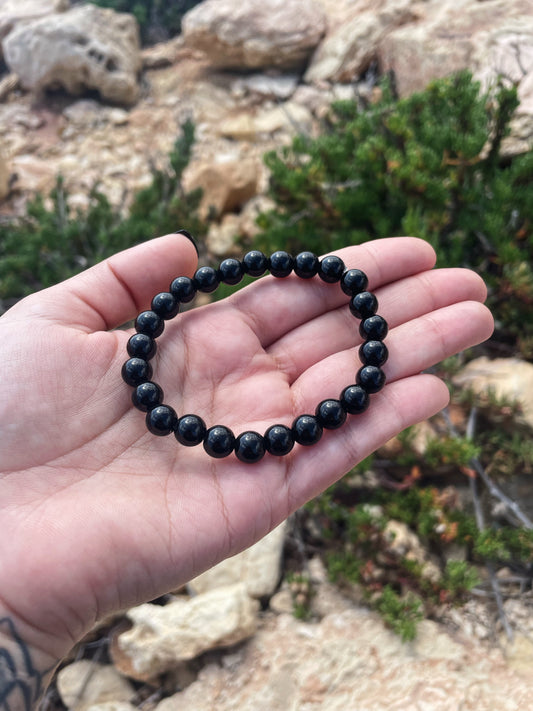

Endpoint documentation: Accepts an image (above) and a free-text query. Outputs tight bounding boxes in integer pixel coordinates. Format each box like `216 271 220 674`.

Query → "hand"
0 233 493 668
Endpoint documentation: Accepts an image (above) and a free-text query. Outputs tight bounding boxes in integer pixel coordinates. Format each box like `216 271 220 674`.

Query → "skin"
0 233 493 701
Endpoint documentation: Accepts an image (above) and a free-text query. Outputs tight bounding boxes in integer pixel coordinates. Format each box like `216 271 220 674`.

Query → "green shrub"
255 71 533 354
0 120 204 310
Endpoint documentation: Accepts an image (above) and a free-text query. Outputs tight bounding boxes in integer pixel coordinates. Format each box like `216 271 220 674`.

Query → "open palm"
0 233 493 663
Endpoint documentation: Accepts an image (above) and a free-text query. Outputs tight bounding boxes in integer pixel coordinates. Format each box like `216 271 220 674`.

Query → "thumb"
20 232 199 332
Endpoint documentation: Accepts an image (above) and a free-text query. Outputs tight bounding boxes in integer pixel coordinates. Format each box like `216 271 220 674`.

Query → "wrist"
0 611 60 711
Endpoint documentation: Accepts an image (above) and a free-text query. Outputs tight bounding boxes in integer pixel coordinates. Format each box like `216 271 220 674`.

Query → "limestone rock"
0 0 68 46
114 584 258 679
154 608 533 710
218 102 313 141
57 661 135 711
383 520 441 583
305 0 416 84
182 154 261 218
206 215 242 257
231 74 299 101
189 522 286 598
181 0 327 70
453 357 533 429
3 4 141 105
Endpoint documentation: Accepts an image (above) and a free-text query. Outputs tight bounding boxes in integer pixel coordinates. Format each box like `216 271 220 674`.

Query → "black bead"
127 333 157 361
151 292 179 320
203 425 235 458
340 385 369 415
235 431 266 463
359 340 389 367
175 414 206 446
341 269 369 296
146 405 178 436
243 250 268 277
132 381 164 412
264 424 294 456
349 291 378 320
315 399 347 430
292 414 323 446
135 310 164 338
359 315 388 341
170 276 196 303
318 255 345 283
194 266 220 293
121 357 153 386
294 251 319 279
218 258 244 285
268 251 294 278
357 365 386 394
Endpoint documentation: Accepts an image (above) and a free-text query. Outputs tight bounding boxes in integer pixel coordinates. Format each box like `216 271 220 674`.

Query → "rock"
453 357 533 429
114 584 258 680
56 661 135 711
141 37 182 70
502 634 533 677
206 215 242 257
3 4 141 105
10 154 57 194
380 0 533 100
182 154 261 218
181 0 326 70
231 73 299 101
189 522 286 598
219 102 313 140
0 73 19 103
154 607 533 711
0 0 68 48
383 519 441 583
305 0 416 84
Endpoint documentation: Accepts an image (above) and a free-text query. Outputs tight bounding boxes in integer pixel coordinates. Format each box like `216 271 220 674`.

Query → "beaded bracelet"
121 249 388 463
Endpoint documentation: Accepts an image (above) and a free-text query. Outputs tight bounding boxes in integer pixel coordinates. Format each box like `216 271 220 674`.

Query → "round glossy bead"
235 431 266 463
203 425 235 458
194 266 219 293
146 405 178 436
268 251 294 278
349 291 378 320
243 250 268 277
127 333 157 361
170 276 196 303
318 255 345 283
359 340 389 367
151 291 179 320
132 381 164 412
359 315 388 341
218 258 244 285
294 251 319 279
340 385 369 415
341 269 368 296
315 399 347 430
357 365 386 393
175 414 206 446
121 357 153 386
264 424 294 456
135 310 164 338
292 414 323 446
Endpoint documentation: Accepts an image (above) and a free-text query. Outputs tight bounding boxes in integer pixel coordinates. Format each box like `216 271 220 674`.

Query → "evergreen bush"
255 71 533 355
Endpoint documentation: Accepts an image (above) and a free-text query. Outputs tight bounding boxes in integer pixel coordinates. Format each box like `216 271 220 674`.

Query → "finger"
268 267 488 382
19 233 198 332
283 374 450 508
229 237 436 348
291 300 494 409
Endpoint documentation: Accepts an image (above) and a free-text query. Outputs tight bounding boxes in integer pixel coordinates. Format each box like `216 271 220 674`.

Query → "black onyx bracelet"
121 249 388 463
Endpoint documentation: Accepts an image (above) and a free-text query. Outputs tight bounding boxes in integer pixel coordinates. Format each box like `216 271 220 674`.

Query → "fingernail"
174 229 199 257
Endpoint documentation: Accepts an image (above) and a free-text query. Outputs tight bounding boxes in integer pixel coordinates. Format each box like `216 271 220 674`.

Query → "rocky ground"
1 1 533 709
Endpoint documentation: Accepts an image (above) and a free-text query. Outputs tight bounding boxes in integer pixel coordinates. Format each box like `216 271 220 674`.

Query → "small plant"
374 586 424 642
286 573 314 620
0 120 204 311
